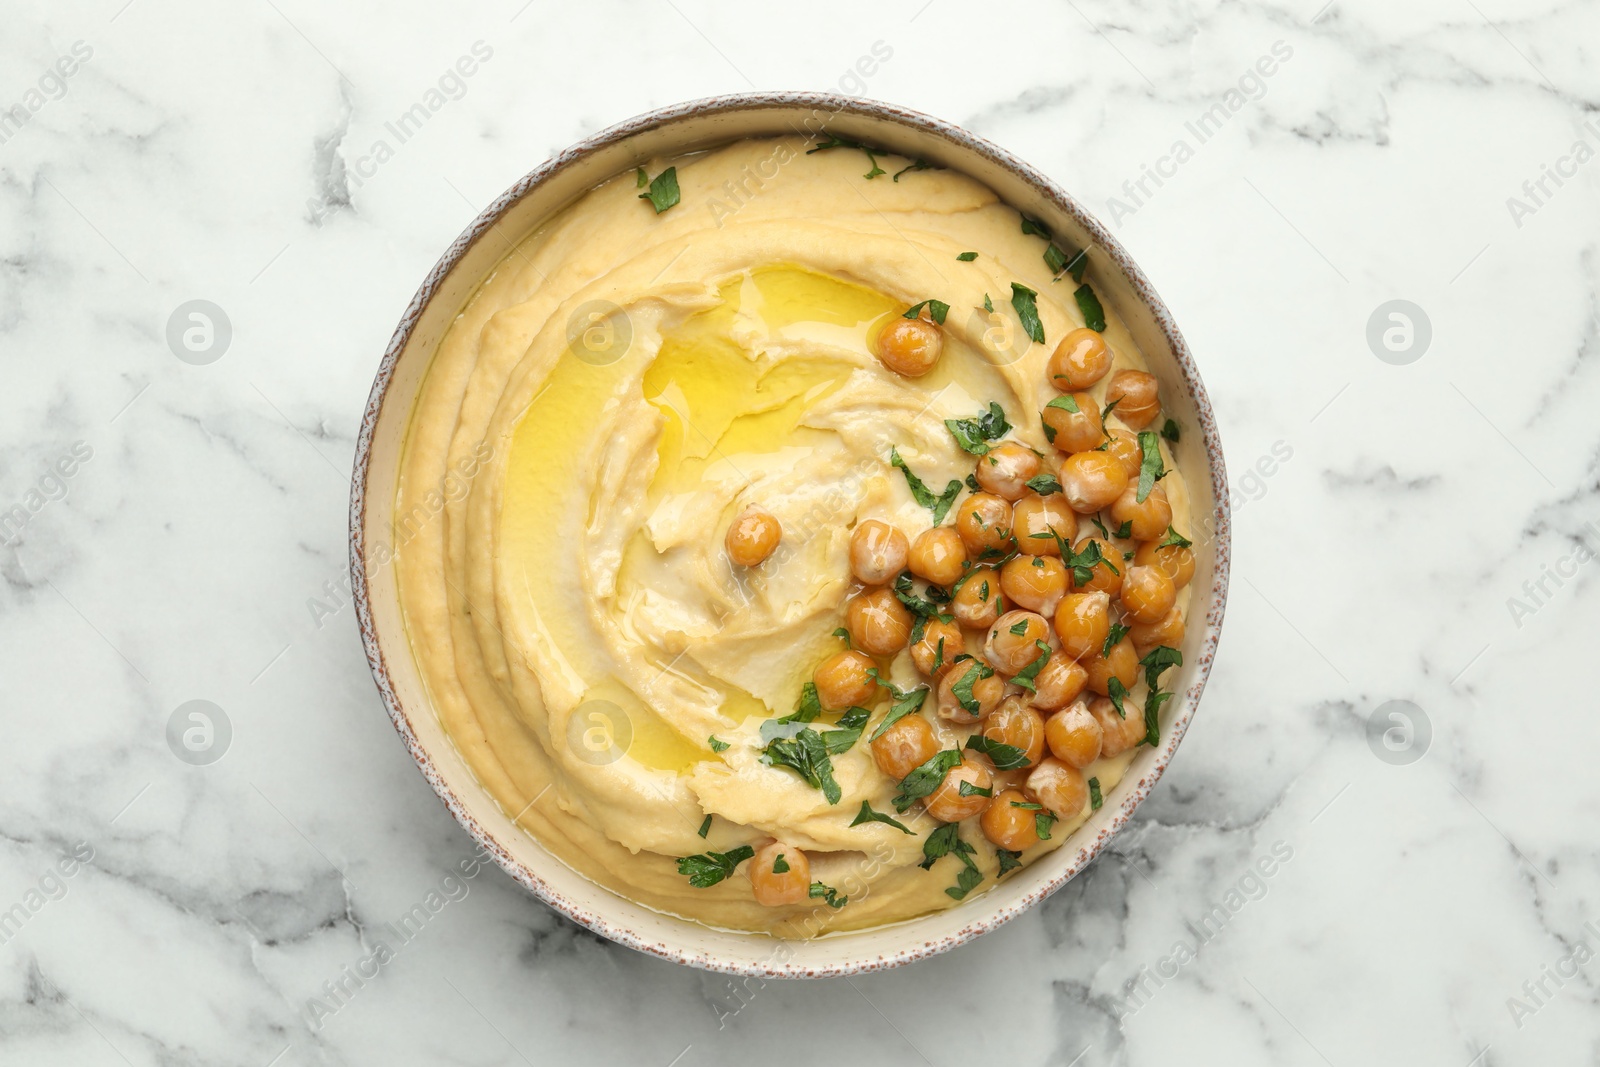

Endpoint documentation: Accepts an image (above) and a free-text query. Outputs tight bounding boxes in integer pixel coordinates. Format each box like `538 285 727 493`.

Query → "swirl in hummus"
395 136 1193 935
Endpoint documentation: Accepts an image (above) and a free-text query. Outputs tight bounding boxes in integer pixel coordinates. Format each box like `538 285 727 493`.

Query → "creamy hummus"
395 136 1190 935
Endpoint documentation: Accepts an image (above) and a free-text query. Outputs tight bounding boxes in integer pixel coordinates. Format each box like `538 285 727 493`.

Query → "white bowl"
349 92 1231 977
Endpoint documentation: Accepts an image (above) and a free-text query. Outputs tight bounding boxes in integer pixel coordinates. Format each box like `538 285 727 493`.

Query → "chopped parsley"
950 661 995 717
851 800 914 834
1136 431 1166 503
1035 810 1058 840
1020 215 1052 239
1158 526 1193 549
821 705 871 755
904 299 951 325
1103 622 1130 659
1161 418 1180 443
1107 676 1129 719
894 749 961 812
920 824 983 900
635 167 648 188
1101 396 1122 422
958 780 993 798
809 882 848 908
1140 645 1183 690
708 735 730 753
1008 640 1053 693
1026 473 1062 495
1113 520 1133 539
697 814 712 838
1144 687 1172 747
892 158 939 181
944 402 1011 455
761 727 842 804
1089 777 1103 810
983 292 994 313
676 845 755 887
996 847 1024 875
807 133 885 179
832 626 852 647
956 251 979 261
1010 282 1046 344
964 732 1029 770
772 853 790 874
889 447 962 525
637 167 680 214
1009 620 1030 636
1045 393 1081 415
1074 283 1105 332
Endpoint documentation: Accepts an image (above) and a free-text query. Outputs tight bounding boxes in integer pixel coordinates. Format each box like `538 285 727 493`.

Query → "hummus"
395 136 1191 935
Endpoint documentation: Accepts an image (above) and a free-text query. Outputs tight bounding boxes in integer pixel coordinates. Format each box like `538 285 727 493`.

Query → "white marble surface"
3 0 1597 1063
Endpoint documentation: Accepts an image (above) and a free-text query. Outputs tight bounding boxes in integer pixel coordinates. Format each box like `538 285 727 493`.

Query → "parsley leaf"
1008 640 1052 693
1065 247 1089 283
1140 645 1183 691
1011 282 1046 344
948 863 984 900
950 660 995 717
772 853 790 874
807 133 884 179
964 732 1030 770
708 735 730 753
983 292 994 313
1043 243 1070 276
676 845 755 887
851 800 914 834
894 749 961 812
1144 687 1172 747
921 824 984 899
832 626 852 647
904 299 951 325
1136 431 1165 503
809 881 848 907
1090 515 1111 540
1035 811 1057 840
996 847 1024 875
1074 283 1105 331
1158 526 1193 549
761 727 842 804
1009 620 1029 636
637 167 680 214
1103 622 1130 660
1107 676 1129 719
635 166 649 188
1026 473 1063 495
1113 520 1133 539
958 779 993 798
1161 418 1180 443
697 814 712 838
892 571 952 619
1089 777 1103 810
891 158 938 181
956 251 978 261
889 447 962 524
1045 393 1081 415
944 402 1011 455
1020 215 1053 239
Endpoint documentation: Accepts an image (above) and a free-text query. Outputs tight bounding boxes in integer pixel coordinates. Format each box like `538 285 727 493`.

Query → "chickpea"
1083 632 1138 697
726 507 781 567
1013 492 1076 557
974 441 1040 502
1134 538 1195 589
1030 651 1088 711
750 841 812 906
1106 369 1160 429
1054 590 1111 661
937 660 1004 724
1058 452 1129 514
874 315 942 378
846 587 914 655
924 757 993 822
1000 554 1068 616
1128 606 1185 654
980 788 1042 851
910 616 965 679
982 697 1046 768
814 650 877 711
1091 695 1147 757
954 492 1015 557
950 568 1004 630
1119 565 1176 626
983 610 1053 675
1109 481 1172 543
1070 535 1124 596
871 712 938 780
850 520 909 586
1047 328 1112 391
1104 428 1143 480
1026 757 1088 820
908 526 967 588
1044 699 1104 769
1041 393 1104 454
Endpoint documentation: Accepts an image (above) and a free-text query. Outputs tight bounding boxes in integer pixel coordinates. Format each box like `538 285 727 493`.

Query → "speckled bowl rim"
350 91 1231 978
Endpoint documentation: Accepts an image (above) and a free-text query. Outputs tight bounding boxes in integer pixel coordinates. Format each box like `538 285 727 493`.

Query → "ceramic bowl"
350 92 1230 977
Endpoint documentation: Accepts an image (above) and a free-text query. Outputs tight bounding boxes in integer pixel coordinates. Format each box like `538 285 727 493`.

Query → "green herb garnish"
1136 431 1165 503
1144 686 1172 747
1025 473 1062 495
950 661 995 717
1009 640 1052 693
892 158 938 181
890 447 962 524
945 402 1011 455
904 299 951 325
956 251 978 261
708 735 730 753
1011 282 1045 344
772 853 790 874
807 133 884 179
1158 526 1193 549
637 167 680 214
1140 646 1183 690
1107 676 1129 719
809 882 848 908
1045 393 1081 415
964 733 1029 770
1103 622 1130 659
676 845 755 887
1113 520 1133 539
1161 418 1180 443
1074 283 1105 331
894 749 961 812
1020 216 1052 239
697 814 712 838
996 848 1024 875
851 800 914 834
1035 810 1057 840
958 780 993 798
983 292 994 312
761 727 842 804
1089 777 1103 810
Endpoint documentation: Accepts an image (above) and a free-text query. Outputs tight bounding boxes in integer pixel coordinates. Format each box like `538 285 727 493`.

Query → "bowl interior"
351 94 1229 977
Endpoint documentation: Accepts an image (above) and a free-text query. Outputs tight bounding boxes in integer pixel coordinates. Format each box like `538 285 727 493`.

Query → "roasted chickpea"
984 610 1053 675
1047 328 1112 391
982 697 1046 768
937 660 1004 724
726 507 781 567
1044 699 1104 769
814 650 877 711
974 441 1040 502
874 315 942 377
1069 535 1124 596
1104 427 1142 479
910 616 964 679
750 841 812 906
1083 632 1138 697
1041 393 1104 454
1109 481 1172 543
924 757 993 822
871 712 939 780
954 492 1015 557
908 526 967 588
846 587 914 655
1012 492 1076 557
1134 537 1195 589
1119 565 1176 626
1106 369 1160 429
1000 554 1068 616
950 567 1004 630
1030 651 1088 711
980 788 1042 851
1058 452 1129 514
850 520 909 586
1053 590 1111 661
1092 695 1148 757
1128 607 1185 654
1027 757 1089 819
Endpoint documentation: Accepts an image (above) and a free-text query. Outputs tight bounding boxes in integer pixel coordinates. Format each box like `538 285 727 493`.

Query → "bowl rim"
349 90 1231 977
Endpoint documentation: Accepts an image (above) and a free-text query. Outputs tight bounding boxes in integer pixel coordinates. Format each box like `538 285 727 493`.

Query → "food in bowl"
393 134 1195 936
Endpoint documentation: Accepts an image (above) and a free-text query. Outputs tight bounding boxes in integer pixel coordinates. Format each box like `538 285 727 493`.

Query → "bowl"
349 92 1230 977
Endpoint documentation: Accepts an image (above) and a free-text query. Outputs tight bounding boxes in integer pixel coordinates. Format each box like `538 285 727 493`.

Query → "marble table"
3 1 1596 1063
